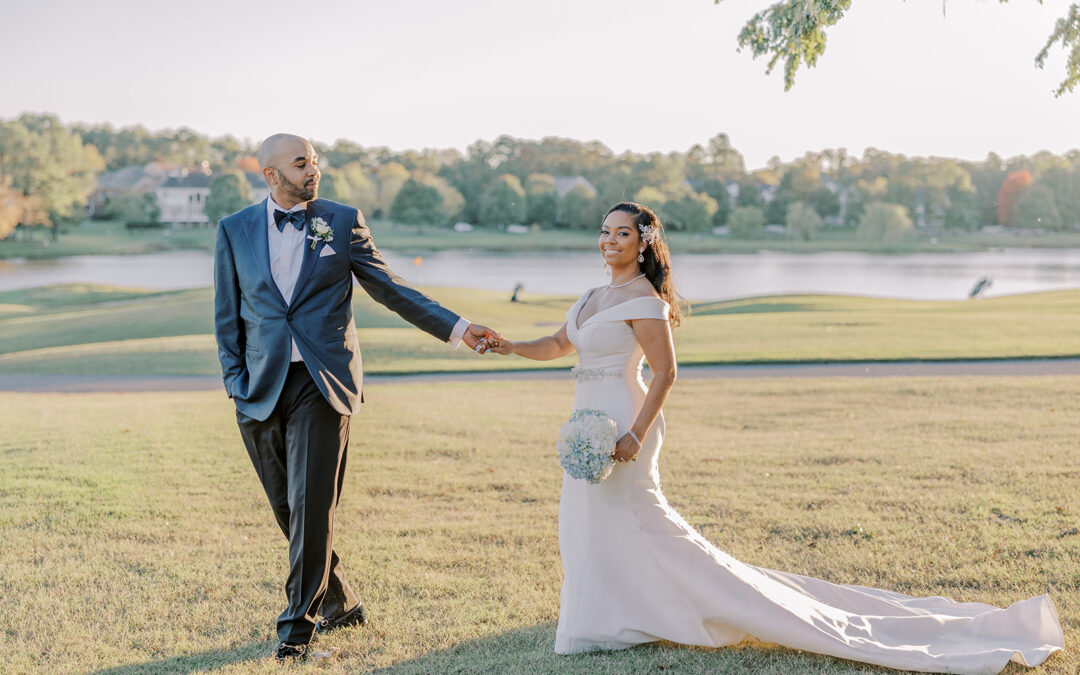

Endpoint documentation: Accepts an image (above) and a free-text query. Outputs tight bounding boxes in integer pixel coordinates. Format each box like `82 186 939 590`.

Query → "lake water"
3 248 1080 301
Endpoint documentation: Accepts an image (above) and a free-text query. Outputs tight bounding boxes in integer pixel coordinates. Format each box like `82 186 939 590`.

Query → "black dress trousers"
236 361 360 644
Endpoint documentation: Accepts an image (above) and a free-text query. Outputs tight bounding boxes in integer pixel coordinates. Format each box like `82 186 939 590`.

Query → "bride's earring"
637 251 645 263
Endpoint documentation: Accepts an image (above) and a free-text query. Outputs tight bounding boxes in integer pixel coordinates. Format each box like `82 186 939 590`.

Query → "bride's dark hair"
604 201 686 327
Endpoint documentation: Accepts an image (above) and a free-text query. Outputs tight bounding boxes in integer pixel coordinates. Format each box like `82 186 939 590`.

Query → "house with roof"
88 164 165 218
155 170 213 226
154 169 268 227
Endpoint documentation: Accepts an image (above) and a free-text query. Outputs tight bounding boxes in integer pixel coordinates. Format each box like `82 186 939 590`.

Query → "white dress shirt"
266 196 471 362
267 197 308 361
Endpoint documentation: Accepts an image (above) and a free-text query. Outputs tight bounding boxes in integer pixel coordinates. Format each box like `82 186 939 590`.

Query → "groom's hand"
463 323 501 353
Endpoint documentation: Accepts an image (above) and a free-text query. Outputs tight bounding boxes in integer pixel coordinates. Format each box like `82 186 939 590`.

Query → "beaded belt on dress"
570 366 624 382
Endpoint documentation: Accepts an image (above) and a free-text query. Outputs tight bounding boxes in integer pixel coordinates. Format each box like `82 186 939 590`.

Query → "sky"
4 0 1078 169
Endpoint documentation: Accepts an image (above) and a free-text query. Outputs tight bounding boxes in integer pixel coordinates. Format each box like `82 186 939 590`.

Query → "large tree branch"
719 0 1079 98
1036 3 1080 96
720 0 851 91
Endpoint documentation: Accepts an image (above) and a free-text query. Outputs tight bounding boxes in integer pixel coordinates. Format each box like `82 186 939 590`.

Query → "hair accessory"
638 222 658 245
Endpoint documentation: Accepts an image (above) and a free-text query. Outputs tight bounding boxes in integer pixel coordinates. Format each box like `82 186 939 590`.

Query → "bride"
485 201 1064 673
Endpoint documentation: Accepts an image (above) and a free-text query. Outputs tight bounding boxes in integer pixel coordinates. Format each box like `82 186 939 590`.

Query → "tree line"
1 112 1078 243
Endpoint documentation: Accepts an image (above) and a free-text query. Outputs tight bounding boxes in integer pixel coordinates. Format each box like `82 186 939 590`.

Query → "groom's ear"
262 167 279 188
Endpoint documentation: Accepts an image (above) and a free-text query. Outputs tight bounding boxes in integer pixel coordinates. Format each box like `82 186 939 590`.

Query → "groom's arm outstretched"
347 210 497 349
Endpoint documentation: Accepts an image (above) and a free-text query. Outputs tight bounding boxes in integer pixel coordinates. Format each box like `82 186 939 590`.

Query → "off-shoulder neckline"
573 291 667 331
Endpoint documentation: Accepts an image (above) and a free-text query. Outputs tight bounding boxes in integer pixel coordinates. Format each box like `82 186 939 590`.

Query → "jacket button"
286 314 293 322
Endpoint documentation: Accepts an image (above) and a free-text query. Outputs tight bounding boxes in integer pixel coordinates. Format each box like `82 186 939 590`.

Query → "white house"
156 170 212 226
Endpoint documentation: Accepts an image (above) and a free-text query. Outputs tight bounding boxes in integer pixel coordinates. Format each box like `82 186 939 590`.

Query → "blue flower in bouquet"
557 408 619 484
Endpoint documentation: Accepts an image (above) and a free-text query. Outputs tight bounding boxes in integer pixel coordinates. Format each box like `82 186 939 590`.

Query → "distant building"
88 164 165 218
156 170 212 226
553 175 597 199
92 164 270 227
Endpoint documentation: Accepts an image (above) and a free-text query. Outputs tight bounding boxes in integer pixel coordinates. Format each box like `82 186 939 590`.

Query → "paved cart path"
2 358 1078 393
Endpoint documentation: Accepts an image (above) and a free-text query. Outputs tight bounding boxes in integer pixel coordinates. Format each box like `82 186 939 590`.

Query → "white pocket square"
319 246 336 258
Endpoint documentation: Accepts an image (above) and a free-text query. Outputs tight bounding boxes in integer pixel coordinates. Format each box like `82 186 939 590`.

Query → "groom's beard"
279 173 318 202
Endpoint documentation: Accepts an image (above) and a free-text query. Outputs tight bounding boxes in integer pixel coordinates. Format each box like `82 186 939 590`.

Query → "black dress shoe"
315 602 368 634
274 641 307 662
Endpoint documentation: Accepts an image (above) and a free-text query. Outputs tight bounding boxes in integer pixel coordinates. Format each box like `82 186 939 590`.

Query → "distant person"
213 133 499 662
484 201 1063 672
970 276 993 298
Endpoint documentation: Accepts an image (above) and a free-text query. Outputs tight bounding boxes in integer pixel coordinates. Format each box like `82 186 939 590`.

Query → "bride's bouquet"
557 409 619 484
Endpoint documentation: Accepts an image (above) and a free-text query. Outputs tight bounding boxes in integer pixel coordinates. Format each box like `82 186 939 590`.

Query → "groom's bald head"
258 133 320 207
257 133 310 171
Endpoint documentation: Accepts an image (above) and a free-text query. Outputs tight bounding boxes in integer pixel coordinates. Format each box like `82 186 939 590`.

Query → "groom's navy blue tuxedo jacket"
214 198 460 421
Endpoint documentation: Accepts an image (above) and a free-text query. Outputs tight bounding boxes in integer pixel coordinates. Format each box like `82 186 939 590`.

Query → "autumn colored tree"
0 113 104 236
0 174 42 239
234 155 260 173
996 170 1033 225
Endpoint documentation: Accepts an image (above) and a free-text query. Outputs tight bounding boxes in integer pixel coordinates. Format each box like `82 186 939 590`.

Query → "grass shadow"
375 622 906 674
88 639 275 674
373 622 558 674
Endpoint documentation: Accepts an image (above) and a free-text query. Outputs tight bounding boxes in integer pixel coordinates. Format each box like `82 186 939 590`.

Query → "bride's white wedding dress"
555 292 1064 673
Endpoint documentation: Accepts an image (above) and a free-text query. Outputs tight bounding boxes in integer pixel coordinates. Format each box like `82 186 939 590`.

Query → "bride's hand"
486 337 514 355
612 433 640 463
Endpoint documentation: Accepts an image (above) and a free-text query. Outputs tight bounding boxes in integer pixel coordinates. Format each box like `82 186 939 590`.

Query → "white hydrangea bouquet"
557 409 618 484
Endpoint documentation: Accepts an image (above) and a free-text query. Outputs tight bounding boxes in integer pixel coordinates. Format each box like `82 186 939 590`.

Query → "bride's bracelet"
627 430 642 447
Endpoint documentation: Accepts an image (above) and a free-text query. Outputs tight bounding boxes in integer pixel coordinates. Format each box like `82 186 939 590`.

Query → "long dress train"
555 293 1063 673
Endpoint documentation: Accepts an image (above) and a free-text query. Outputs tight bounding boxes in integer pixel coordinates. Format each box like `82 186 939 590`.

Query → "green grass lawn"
1 284 1078 376
1 376 1077 673
5 218 1080 260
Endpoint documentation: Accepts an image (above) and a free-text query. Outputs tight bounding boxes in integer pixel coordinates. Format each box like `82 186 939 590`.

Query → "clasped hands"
462 323 501 353
464 324 515 355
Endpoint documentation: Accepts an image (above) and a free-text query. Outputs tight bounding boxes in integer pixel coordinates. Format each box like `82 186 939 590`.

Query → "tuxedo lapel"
242 199 287 308
292 201 333 302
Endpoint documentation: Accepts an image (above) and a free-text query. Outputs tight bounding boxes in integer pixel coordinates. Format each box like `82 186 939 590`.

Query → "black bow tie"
274 209 306 232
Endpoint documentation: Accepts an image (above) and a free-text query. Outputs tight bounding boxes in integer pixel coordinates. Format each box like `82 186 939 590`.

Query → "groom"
213 133 497 662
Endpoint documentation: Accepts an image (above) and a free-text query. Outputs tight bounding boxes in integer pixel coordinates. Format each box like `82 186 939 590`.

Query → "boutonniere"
307 217 333 250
